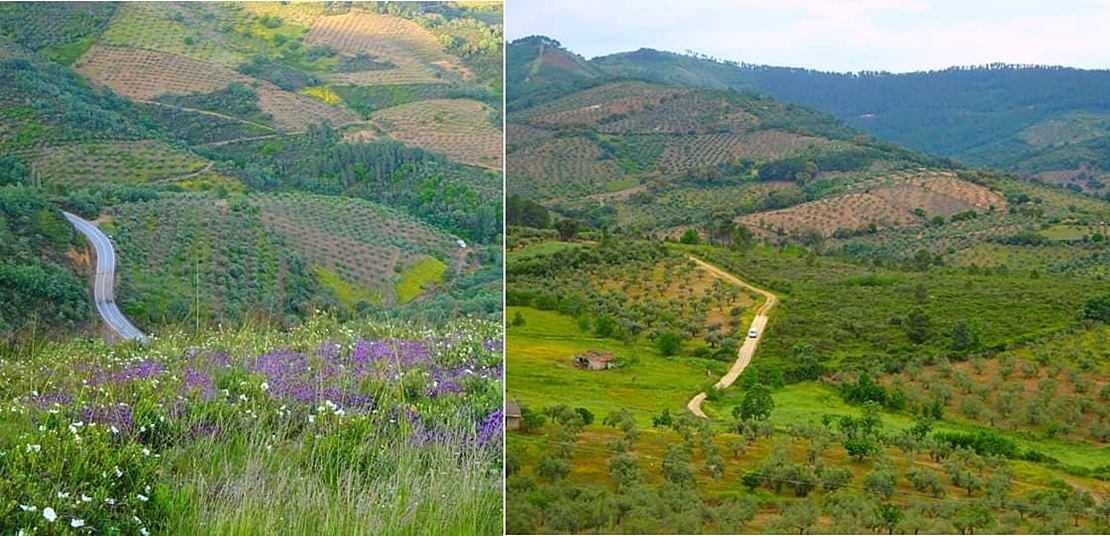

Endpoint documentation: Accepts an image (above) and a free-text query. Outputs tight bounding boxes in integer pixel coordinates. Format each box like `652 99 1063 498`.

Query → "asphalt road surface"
64 212 149 343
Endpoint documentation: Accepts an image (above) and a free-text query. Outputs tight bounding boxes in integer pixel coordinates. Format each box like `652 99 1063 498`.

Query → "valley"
506 36 1110 534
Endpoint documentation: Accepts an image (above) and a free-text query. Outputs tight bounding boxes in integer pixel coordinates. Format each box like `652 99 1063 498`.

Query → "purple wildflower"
477 407 503 448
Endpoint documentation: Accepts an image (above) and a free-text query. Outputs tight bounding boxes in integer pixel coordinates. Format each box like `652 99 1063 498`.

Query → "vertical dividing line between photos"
500 2 509 532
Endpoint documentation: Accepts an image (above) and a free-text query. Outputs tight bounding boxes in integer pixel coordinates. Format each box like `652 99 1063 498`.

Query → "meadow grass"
0 315 502 535
395 256 447 304
507 306 727 426
506 240 582 259
312 265 383 309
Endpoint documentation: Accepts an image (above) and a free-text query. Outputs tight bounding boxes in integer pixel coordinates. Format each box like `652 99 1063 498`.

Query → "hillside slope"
0 2 503 341
508 39 1110 276
510 37 1110 191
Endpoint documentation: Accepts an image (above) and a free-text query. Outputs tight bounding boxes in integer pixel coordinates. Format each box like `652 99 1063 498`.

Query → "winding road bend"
686 256 777 418
64 212 149 344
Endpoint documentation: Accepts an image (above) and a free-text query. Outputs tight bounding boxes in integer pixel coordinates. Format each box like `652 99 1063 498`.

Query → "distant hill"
509 37 1110 193
0 2 503 341
507 39 1110 277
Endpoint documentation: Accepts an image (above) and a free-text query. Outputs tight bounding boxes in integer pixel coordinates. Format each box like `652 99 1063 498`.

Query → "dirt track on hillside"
685 256 777 418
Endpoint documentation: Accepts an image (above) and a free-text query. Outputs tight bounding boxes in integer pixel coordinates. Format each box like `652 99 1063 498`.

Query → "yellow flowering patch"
299 86 343 106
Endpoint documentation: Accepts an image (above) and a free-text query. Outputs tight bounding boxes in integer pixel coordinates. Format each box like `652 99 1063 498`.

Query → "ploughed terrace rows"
739 172 1006 237
74 45 245 99
370 98 502 170
74 46 362 132
598 91 760 135
304 11 467 86
33 140 210 187
98 2 246 68
506 123 553 148
511 81 687 127
254 85 362 132
108 195 315 325
250 193 459 305
507 136 627 199
657 131 828 174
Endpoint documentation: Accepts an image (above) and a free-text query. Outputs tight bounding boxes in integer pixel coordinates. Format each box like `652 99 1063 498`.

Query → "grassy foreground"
0 316 503 535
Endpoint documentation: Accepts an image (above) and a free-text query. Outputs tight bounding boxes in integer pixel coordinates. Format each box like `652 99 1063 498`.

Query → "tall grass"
0 315 503 535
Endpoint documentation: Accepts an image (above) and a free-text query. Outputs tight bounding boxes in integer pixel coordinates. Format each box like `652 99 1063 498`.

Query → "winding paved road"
686 256 777 418
64 212 149 343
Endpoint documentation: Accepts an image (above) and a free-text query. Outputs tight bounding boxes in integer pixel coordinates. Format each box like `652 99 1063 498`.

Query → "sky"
507 0 1110 73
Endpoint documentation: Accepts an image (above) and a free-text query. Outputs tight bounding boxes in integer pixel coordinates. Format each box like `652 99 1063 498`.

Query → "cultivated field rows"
370 98 502 169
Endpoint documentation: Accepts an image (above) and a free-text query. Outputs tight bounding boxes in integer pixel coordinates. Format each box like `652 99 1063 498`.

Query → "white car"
748 328 759 338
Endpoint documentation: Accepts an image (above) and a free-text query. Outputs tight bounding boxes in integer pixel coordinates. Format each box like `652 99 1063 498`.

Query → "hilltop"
509 36 1110 195
0 2 503 342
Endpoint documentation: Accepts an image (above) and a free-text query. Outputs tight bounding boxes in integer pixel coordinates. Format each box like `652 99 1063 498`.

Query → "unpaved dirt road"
685 255 777 418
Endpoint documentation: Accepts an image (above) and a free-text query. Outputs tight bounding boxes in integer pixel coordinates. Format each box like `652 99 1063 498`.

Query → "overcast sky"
507 0 1110 73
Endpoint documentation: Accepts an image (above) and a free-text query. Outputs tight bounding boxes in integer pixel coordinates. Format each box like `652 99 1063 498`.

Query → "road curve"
686 255 777 418
64 212 149 343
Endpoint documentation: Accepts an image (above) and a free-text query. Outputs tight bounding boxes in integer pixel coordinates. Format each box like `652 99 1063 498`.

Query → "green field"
507 307 726 424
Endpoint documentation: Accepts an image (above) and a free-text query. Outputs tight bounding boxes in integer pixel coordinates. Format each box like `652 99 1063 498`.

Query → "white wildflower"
81 495 92 502
111 425 120 434
57 492 70 499
136 494 148 502
260 382 270 391
71 518 85 528
43 507 56 522
18 504 36 512
142 448 151 456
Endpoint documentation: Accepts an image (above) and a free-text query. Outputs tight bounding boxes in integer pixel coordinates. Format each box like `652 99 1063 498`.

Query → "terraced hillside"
507 38 1110 275
0 2 503 340
515 37 1110 195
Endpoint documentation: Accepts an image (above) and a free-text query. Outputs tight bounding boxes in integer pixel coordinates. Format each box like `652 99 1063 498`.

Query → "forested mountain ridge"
0 2 503 344
509 37 1110 194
